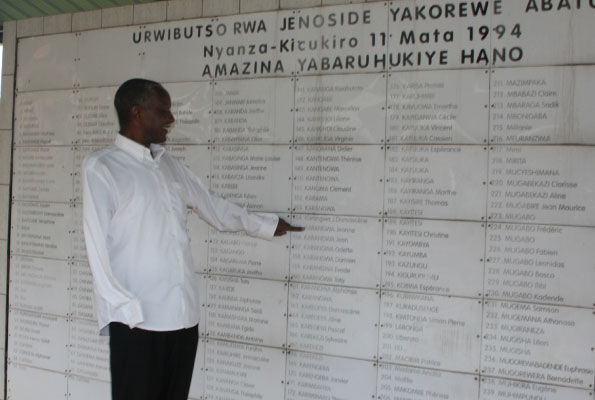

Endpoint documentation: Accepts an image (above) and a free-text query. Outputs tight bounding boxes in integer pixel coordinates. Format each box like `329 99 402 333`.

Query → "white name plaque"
286 351 377 400
490 66 595 144
488 146 595 225
211 145 292 212
14 90 77 146
206 275 288 347
213 77 293 144
204 339 286 400
290 214 382 288
388 69 489 144
480 377 593 400
379 291 482 373
294 73 386 144
7 364 67 400
209 225 290 281
378 363 479 400
8 310 69 372
70 261 97 322
10 201 72 260
288 283 379 359
382 218 485 297
12 146 74 202
486 223 595 308
69 318 110 381
481 301 595 389
385 145 488 220
293 145 384 216
9 256 69 316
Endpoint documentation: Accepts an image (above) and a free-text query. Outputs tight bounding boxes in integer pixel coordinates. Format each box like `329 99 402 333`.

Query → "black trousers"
109 322 198 400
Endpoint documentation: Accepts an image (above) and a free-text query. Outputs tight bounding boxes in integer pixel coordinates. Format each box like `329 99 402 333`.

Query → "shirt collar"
115 135 166 163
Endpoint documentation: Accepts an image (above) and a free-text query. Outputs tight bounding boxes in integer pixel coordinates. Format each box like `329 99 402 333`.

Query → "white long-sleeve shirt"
82 135 278 335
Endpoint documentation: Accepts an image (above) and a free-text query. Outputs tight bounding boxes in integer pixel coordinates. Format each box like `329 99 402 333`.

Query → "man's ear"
130 105 143 122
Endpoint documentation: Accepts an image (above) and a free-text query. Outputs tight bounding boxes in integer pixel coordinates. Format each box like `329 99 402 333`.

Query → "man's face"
139 88 175 145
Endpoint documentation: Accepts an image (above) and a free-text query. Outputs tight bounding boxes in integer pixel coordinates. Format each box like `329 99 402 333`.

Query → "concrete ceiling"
0 0 158 27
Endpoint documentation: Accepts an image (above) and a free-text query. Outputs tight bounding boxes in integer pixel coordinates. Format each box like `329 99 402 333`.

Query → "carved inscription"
385 145 487 219
293 145 383 215
204 340 285 400
489 146 595 225
291 214 381 288
288 283 378 359
206 275 287 347
379 291 482 373
486 223 595 307
482 301 595 389
294 73 385 144
383 218 484 297
286 351 376 400
388 69 488 144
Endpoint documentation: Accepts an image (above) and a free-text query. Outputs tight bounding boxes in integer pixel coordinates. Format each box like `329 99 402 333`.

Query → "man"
82 78 303 400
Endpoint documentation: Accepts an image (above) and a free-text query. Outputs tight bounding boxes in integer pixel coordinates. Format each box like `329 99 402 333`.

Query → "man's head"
114 78 175 146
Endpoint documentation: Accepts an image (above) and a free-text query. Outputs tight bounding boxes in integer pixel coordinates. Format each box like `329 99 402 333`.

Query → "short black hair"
114 78 165 130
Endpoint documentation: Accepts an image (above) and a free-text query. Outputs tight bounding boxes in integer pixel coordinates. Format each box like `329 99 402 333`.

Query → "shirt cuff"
254 213 279 240
118 298 144 329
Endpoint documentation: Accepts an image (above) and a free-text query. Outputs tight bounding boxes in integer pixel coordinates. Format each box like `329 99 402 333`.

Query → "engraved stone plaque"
387 69 489 144
288 283 379 359
286 351 377 400
68 377 111 400
70 261 97 322
480 377 594 400
8 310 69 372
9 255 69 316
293 145 384 216
198 273 208 336
12 146 74 202
490 66 595 144
481 301 595 389
486 223 595 308
213 77 293 144
209 224 290 280
14 90 77 146
492 0 595 67
188 213 209 274
379 291 482 373
206 275 288 347
378 363 479 400
74 87 118 146
69 318 110 381
387 0 492 71
16 33 77 91
164 82 212 145
294 73 386 144
385 145 488 220
488 146 595 226
211 145 292 212
71 205 87 263
7 364 67 400
280 3 389 75
77 28 144 88
73 146 108 203
290 214 382 288
165 144 211 183
188 338 206 400
10 201 72 260
382 218 485 297
204 339 286 400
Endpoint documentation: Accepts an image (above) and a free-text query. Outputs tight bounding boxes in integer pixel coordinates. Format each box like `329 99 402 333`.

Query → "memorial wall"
6 0 595 399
